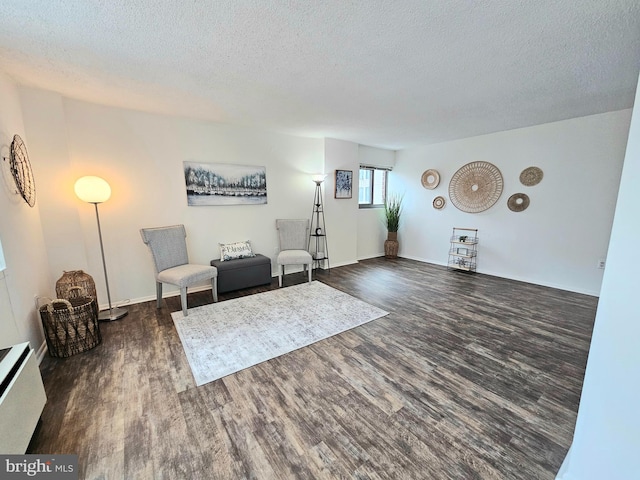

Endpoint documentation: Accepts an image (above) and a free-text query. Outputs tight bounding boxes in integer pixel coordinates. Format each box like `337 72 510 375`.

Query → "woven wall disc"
448 161 503 213
433 196 445 209
507 193 530 212
519 166 543 186
421 169 440 189
9 134 36 207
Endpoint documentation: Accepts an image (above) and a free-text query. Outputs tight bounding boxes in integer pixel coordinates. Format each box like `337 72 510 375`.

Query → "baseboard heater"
0 342 47 453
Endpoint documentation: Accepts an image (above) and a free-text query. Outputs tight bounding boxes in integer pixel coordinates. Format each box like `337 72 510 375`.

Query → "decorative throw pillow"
219 241 256 261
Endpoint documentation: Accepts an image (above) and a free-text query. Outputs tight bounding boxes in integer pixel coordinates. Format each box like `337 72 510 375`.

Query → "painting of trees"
184 162 267 205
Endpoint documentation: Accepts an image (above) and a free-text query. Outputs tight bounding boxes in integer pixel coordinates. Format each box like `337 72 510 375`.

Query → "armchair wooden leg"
308 263 312 283
180 287 188 316
211 277 218 302
156 282 163 309
278 265 284 287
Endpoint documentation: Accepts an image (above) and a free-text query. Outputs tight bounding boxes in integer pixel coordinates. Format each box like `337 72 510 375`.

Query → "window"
358 166 388 208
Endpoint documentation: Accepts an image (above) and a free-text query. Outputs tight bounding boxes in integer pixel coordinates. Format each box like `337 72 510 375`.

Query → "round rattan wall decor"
519 166 543 186
507 193 530 212
8 134 36 207
433 196 445 209
421 169 440 189
448 161 503 213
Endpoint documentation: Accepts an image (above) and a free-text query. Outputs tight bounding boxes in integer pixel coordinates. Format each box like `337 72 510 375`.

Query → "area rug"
171 281 388 386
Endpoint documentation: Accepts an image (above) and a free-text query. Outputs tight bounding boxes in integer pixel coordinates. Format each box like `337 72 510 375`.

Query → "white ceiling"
0 1 639 149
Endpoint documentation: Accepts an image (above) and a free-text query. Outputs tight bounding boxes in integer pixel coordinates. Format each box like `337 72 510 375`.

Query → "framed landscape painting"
335 169 353 199
184 161 267 206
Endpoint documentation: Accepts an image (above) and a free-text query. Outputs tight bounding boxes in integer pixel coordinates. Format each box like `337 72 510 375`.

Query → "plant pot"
384 231 399 258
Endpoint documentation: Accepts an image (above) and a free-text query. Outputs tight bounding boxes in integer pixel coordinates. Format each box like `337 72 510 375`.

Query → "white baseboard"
397 255 599 297
325 260 358 269
104 284 216 310
104 262 357 309
357 253 385 261
102 255 597 310
35 341 47 365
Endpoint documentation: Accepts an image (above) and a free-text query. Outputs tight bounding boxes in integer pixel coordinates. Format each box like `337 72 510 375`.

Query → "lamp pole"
92 202 127 321
75 175 127 322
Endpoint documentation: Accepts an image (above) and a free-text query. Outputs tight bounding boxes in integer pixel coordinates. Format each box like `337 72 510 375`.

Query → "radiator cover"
0 342 47 453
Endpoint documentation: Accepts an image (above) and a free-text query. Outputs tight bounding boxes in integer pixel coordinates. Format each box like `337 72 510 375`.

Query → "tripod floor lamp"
74 175 128 321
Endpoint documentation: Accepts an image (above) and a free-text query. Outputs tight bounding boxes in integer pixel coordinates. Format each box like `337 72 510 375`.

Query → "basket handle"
46 299 73 313
67 286 86 298
36 296 54 309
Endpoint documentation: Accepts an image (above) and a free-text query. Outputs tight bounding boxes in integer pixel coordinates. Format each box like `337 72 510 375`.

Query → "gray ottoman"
210 254 272 293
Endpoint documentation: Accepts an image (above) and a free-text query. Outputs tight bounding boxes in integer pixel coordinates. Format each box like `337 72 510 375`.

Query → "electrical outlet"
597 259 606 269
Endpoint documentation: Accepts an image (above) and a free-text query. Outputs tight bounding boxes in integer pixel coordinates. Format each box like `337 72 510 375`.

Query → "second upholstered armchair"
275 219 313 287
140 224 218 316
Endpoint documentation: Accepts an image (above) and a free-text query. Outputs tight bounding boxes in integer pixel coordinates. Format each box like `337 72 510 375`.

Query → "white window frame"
358 165 389 208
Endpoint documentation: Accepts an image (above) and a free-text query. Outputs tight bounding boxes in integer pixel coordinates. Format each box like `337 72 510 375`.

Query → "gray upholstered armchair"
140 224 218 316
276 219 312 287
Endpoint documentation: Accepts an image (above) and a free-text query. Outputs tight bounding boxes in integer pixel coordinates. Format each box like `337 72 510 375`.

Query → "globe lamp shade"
74 176 112 203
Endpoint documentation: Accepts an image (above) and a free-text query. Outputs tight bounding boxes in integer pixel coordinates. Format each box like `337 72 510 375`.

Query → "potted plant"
384 194 403 258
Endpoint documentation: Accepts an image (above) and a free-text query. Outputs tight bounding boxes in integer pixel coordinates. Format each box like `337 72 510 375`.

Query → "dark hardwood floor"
29 258 597 479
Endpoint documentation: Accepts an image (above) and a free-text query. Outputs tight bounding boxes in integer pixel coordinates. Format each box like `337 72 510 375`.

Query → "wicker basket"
56 270 97 304
40 296 101 358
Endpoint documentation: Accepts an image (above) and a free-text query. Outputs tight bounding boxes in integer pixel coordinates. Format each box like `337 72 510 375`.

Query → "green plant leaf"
384 194 403 232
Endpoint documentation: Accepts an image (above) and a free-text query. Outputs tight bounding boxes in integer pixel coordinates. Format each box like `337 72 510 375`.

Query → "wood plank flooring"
29 258 597 479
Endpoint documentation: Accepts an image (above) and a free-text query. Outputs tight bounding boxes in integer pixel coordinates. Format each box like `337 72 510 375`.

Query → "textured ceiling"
0 1 639 149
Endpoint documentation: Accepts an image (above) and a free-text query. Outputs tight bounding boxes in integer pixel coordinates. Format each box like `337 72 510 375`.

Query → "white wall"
392 110 631 295
19 89 325 307
10 81 632 355
0 74 52 353
556 77 640 480
356 145 395 259
323 138 359 267
18 89 91 278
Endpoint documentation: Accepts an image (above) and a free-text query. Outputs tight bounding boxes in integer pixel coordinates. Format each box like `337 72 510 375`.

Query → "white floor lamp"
74 175 128 321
